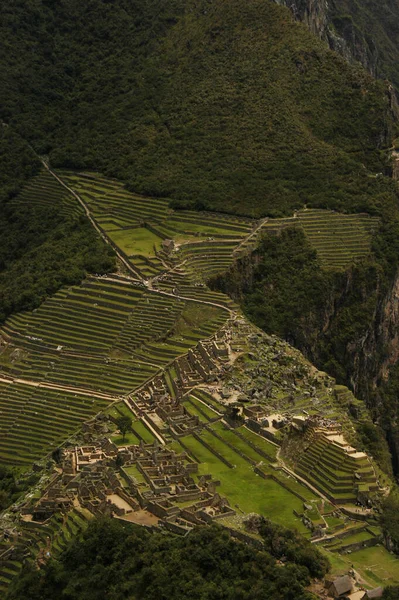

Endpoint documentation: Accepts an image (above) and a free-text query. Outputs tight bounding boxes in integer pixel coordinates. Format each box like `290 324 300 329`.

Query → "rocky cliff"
274 0 399 89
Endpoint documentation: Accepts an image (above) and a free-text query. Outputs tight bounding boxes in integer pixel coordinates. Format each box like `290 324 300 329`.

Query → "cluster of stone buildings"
14 436 235 536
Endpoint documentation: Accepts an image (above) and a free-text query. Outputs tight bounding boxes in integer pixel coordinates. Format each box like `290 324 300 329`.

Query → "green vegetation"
0 127 40 203
383 587 399 599
181 428 314 531
212 228 331 347
254 209 380 271
328 0 399 90
0 381 110 466
380 493 399 553
0 171 116 322
0 465 39 510
0 0 397 218
0 507 92 596
294 432 377 504
107 228 162 258
0 279 227 392
6 518 328 600
115 415 132 443
321 544 399 589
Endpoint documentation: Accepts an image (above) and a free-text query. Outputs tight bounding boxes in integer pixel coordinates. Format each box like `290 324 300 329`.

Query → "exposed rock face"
273 0 380 82
392 151 399 181
274 0 329 39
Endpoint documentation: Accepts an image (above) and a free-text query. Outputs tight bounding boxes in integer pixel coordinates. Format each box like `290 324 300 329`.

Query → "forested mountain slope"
0 0 397 216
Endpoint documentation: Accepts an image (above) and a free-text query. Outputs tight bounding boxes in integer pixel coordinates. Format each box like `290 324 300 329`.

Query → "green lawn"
181 434 307 532
322 545 399 588
167 439 186 454
192 389 225 412
132 420 155 443
165 216 249 240
183 401 208 423
238 427 279 460
210 422 270 465
123 465 147 484
107 227 162 257
111 431 140 446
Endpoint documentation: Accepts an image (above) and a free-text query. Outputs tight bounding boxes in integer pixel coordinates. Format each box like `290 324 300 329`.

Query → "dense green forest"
0 0 397 217
6 519 328 600
0 465 39 511
0 127 40 202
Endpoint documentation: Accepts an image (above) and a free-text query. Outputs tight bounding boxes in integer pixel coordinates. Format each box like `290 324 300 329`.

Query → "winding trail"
44 164 235 317
42 162 143 280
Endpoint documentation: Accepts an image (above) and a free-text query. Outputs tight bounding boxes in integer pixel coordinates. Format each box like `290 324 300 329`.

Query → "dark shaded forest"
6 518 329 600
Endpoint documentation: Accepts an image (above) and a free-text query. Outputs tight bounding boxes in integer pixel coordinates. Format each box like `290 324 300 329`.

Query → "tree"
115 415 132 442
383 587 399 599
380 493 399 552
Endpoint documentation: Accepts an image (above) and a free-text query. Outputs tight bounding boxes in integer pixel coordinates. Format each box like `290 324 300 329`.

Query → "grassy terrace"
0 270 229 465
249 209 379 271
190 388 226 413
323 545 399 589
180 430 310 532
13 170 83 219
0 380 109 466
4 279 146 354
0 506 92 595
57 170 379 277
154 269 239 310
176 239 242 281
0 278 228 391
295 434 377 504
56 170 254 280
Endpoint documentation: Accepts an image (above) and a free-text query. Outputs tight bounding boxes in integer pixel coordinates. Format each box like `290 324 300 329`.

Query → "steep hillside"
0 0 397 217
275 0 399 91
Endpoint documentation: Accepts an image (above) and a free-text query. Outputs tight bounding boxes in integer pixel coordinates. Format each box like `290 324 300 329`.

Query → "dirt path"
43 162 143 280
2 375 117 402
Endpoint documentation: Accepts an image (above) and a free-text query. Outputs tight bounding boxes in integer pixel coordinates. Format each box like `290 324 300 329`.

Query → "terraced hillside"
57 171 254 281
236 209 380 270
0 506 92 596
11 170 83 218
0 166 394 596
58 171 380 276
0 168 383 469
0 272 229 463
0 381 109 466
295 426 378 504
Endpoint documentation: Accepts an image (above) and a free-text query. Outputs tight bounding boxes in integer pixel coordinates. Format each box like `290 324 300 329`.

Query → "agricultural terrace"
57 171 380 278
0 506 92 596
0 271 229 463
323 544 399 589
295 427 378 505
56 170 256 281
0 277 228 393
12 170 83 219
242 209 379 271
179 420 316 533
0 380 109 466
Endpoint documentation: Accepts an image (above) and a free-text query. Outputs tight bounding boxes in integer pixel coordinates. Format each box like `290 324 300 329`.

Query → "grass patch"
107 227 162 257
111 431 140 446
132 420 155 443
321 545 399 587
181 434 308 532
